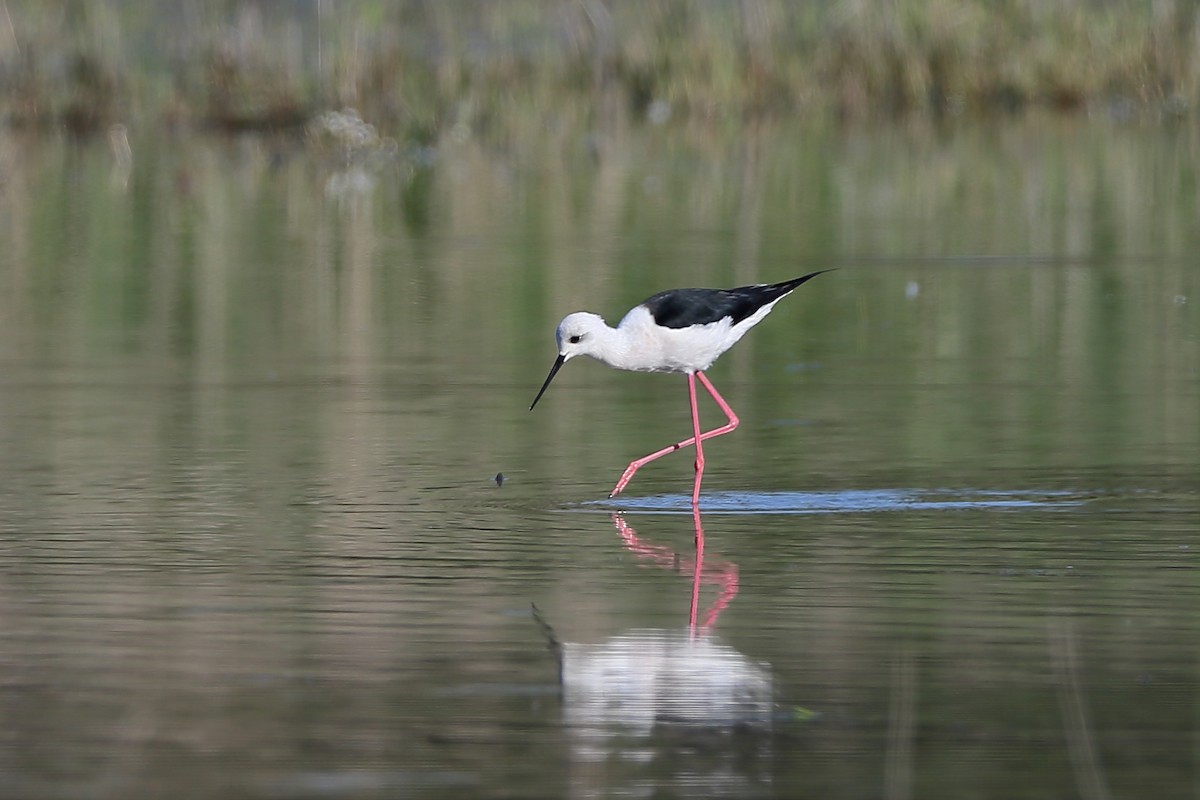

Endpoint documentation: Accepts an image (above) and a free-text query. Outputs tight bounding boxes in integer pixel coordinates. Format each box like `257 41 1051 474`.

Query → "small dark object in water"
494 473 504 487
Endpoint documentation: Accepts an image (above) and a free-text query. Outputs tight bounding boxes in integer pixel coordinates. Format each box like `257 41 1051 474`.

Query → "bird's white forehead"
555 312 604 342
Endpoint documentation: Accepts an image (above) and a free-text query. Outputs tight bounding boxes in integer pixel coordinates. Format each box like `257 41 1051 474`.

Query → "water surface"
0 120 1196 798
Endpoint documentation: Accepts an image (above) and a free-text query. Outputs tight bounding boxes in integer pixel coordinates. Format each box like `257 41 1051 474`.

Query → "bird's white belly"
620 318 745 373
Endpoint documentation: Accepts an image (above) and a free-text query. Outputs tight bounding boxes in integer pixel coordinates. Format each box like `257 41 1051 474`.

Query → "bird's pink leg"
609 370 740 498
688 504 705 634
694 371 739 430
689 373 705 507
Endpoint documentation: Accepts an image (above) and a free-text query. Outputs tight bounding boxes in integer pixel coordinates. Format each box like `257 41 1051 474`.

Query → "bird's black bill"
530 354 566 411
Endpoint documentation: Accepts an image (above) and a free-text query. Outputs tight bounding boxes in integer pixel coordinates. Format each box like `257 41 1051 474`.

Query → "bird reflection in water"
561 508 774 797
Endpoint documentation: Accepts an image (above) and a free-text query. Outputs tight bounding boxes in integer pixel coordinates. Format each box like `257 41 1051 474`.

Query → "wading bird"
530 271 832 506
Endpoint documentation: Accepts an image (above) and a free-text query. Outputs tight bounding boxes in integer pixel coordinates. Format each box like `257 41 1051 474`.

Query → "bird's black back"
641 270 832 329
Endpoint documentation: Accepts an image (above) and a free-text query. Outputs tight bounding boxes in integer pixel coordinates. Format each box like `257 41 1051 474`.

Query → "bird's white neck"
578 308 701 373
578 319 641 370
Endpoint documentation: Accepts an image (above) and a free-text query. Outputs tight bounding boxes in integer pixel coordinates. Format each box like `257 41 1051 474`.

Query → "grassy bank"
0 0 1197 138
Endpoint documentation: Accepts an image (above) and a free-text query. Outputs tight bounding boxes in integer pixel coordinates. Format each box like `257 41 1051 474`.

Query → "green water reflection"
0 119 1196 798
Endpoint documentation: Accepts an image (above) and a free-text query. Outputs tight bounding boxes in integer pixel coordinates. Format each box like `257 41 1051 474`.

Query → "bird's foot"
610 466 638 498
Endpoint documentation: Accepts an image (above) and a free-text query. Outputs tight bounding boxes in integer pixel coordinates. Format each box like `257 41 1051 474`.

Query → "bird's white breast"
604 304 775 373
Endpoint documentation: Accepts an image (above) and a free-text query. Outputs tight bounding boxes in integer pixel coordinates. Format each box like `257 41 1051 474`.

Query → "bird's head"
530 312 607 410
554 312 606 359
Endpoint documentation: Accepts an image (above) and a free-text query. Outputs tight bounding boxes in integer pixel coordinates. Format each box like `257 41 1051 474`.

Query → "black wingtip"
781 268 836 291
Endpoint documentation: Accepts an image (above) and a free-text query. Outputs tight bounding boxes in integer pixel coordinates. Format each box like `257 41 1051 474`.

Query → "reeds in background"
0 0 1197 138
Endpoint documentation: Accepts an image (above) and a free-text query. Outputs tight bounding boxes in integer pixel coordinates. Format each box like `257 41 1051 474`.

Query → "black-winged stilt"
530 270 833 505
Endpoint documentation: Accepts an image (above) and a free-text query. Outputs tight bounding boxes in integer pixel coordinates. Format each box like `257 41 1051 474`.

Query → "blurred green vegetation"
1 115 1194 486
0 0 1197 138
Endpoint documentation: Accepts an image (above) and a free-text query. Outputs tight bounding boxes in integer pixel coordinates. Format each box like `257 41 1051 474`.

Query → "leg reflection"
611 509 738 635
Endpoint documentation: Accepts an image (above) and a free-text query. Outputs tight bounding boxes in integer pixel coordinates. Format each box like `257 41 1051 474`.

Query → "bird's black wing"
642 270 832 329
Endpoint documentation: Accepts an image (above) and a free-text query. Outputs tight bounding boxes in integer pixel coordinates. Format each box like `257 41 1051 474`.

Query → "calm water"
0 119 1197 799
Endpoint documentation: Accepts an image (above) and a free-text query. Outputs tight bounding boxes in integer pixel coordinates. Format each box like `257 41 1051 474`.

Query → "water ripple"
581 488 1088 514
